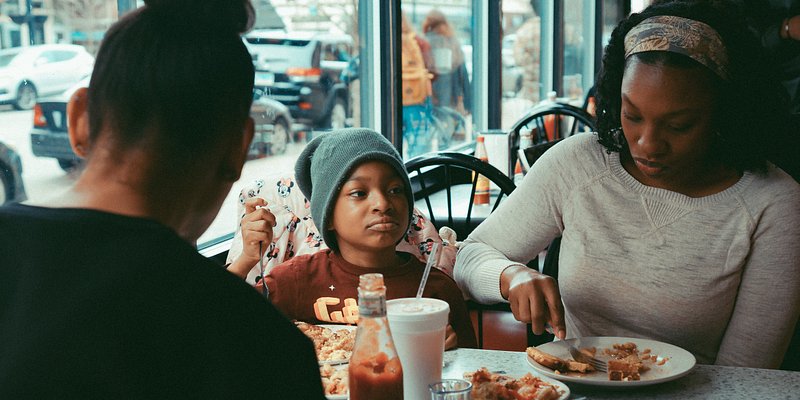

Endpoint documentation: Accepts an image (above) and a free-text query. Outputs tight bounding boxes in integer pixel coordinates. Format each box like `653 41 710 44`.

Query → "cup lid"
386 298 449 322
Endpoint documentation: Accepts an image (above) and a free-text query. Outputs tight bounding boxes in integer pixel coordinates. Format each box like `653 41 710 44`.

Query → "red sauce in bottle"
348 352 403 400
348 274 404 400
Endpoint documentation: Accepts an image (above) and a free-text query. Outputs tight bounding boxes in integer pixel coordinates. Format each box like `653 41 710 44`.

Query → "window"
1 0 631 254
200 0 368 246
400 1 474 159
500 1 545 129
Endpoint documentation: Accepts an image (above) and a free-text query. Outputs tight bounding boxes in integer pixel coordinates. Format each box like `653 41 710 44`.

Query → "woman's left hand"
444 324 458 350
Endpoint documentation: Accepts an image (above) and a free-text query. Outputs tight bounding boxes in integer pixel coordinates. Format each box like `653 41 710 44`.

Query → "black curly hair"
595 0 791 173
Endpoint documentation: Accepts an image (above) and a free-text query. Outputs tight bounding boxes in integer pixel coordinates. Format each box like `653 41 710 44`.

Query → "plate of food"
320 363 348 399
526 336 696 387
295 322 357 365
464 367 569 400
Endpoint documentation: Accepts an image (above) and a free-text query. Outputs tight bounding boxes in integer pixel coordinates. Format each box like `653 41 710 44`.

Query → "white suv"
243 31 353 131
0 44 94 110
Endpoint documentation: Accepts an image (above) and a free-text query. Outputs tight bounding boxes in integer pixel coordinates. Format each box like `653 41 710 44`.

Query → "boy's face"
329 160 409 256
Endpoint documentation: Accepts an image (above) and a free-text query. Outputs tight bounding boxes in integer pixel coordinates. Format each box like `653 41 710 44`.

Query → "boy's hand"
241 197 277 263
444 324 457 350
227 197 278 279
500 265 566 339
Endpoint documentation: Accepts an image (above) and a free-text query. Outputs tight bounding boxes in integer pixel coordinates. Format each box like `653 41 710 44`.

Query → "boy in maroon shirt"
263 128 475 349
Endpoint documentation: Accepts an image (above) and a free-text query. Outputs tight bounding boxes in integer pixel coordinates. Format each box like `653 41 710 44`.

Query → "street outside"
0 105 305 247
2 96 533 248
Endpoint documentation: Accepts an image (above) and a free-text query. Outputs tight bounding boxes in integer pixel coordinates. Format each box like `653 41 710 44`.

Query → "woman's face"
620 58 719 193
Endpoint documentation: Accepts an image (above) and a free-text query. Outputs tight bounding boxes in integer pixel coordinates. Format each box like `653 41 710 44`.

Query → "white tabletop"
443 348 800 399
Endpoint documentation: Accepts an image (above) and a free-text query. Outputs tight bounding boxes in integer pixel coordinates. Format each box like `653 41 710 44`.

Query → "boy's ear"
66 87 90 158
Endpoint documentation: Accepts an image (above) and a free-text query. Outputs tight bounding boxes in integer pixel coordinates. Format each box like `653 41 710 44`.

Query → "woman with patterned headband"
454 1 799 368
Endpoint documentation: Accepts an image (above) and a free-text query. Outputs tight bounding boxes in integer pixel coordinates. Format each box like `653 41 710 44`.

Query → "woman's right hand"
500 265 566 339
227 197 276 279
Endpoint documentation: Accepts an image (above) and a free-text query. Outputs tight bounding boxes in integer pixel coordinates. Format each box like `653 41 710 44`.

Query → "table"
442 348 800 399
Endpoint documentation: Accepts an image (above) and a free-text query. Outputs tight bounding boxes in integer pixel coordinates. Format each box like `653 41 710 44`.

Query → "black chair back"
405 152 515 240
407 152 520 349
508 102 596 176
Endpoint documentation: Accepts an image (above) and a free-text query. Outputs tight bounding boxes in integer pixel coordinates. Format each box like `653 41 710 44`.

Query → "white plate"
523 373 570 400
527 336 696 387
466 369 570 400
321 363 349 400
317 324 356 366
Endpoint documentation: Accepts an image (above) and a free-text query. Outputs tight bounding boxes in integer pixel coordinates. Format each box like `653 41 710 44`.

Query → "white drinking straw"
416 242 440 299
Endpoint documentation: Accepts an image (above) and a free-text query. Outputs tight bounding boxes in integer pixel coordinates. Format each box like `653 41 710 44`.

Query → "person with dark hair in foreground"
0 1 325 398
454 0 799 369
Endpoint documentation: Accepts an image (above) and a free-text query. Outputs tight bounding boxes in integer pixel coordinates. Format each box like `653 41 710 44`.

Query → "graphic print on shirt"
419 238 435 256
265 243 280 260
314 296 359 324
305 231 323 248
276 178 294 198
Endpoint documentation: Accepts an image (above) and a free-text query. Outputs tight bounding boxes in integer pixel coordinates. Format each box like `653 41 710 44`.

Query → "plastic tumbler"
386 298 450 400
429 379 472 400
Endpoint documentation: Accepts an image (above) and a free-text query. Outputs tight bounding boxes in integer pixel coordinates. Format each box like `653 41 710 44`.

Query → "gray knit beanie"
294 128 413 252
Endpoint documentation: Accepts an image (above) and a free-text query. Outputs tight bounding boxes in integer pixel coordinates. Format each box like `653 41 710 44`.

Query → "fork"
568 345 607 372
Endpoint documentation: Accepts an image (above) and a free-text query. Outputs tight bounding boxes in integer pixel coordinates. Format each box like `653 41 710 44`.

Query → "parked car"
243 30 353 132
30 79 295 171
249 88 294 158
0 44 94 110
0 140 26 204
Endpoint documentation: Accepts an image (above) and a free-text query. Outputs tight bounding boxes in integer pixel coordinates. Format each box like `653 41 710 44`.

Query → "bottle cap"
359 273 385 291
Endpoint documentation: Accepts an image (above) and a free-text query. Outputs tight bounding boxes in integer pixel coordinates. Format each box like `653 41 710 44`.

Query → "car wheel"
326 97 347 130
14 83 37 110
58 159 83 173
269 118 290 155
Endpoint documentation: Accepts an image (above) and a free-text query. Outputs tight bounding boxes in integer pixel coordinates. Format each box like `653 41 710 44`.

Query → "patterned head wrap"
624 15 729 80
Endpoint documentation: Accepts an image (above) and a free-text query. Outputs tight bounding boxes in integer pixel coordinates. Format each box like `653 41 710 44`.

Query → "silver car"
0 44 94 110
0 140 26 205
249 88 295 157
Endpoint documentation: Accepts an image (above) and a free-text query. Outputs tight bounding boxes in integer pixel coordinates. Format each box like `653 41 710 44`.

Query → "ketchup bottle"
348 273 403 400
473 136 490 205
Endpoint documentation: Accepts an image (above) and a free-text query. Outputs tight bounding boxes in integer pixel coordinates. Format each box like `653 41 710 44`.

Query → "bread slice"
607 355 643 381
527 347 566 371
565 360 594 374
527 347 594 373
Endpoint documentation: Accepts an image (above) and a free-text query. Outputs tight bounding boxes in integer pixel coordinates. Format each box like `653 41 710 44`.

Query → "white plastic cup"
387 298 450 400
